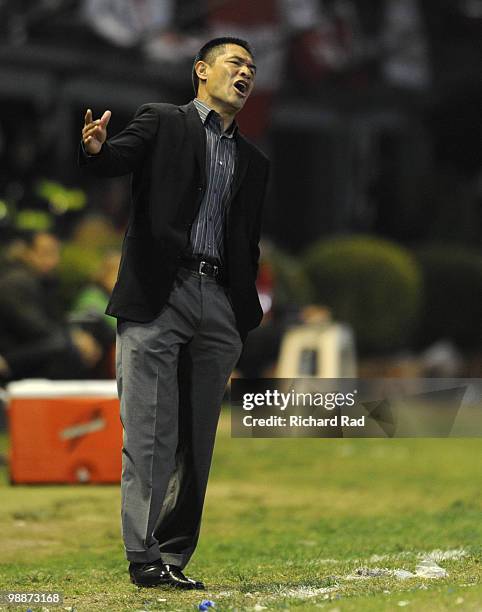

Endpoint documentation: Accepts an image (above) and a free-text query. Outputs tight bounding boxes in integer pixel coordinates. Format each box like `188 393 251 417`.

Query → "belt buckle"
198 260 218 277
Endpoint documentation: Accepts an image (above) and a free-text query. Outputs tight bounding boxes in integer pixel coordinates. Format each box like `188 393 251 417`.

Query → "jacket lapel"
181 101 207 186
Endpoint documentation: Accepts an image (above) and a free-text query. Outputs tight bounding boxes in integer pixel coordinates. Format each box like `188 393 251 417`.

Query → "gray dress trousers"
116 267 242 567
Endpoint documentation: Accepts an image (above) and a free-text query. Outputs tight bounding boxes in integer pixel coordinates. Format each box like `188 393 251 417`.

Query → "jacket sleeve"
78 103 160 177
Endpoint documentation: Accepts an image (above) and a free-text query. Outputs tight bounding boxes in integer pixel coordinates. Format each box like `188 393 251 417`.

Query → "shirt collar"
193 98 237 138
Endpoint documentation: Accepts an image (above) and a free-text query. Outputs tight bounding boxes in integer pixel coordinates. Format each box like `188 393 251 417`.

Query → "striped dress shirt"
187 98 237 263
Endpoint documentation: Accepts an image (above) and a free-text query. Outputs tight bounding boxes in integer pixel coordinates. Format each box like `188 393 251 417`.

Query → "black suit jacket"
79 100 270 341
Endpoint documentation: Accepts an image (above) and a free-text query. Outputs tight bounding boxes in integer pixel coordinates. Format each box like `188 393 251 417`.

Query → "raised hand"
82 108 111 155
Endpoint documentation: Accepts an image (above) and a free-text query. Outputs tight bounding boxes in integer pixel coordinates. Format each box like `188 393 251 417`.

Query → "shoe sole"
130 575 204 590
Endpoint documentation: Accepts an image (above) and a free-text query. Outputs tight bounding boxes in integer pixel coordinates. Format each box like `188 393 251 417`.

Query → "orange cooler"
7 380 122 484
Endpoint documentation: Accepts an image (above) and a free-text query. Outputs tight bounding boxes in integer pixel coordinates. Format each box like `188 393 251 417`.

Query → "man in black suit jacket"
80 37 269 589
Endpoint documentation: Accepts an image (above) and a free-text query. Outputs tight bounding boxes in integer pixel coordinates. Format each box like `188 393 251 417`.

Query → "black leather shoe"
129 560 205 590
160 564 205 590
129 559 172 587
129 559 167 587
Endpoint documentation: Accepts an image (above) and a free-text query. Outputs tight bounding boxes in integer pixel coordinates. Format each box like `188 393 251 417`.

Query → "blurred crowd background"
0 0 481 384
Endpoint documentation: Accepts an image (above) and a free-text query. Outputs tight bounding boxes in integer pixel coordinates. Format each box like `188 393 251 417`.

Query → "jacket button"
197 186 202 191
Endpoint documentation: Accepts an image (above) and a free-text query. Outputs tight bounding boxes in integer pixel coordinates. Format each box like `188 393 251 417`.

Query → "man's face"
197 43 257 112
26 233 61 276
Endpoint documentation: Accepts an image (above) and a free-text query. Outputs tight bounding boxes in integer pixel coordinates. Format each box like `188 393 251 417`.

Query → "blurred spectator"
82 0 175 47
0 230 101 382
237 303 331 379
381 0 430 89
284 0 430 94
71 250 120 331
70 250 121 377
82 0 202 64
420 340 464 377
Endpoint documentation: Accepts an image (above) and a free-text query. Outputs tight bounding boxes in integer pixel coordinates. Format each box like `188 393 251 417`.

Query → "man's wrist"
81 140 101 157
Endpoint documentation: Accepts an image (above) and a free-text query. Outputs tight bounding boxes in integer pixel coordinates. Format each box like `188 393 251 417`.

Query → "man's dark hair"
192 36 253 95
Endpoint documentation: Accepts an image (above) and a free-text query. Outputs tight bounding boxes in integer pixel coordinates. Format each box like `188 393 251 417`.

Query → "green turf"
0 410 480 611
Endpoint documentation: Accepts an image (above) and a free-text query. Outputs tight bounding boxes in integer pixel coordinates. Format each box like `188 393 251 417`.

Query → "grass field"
0 410 480 611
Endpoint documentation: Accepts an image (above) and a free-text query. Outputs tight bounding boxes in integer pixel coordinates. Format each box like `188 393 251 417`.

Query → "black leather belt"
180 257 223 280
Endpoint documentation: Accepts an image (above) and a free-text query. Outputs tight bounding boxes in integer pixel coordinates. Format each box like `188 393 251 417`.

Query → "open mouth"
233 80 248 96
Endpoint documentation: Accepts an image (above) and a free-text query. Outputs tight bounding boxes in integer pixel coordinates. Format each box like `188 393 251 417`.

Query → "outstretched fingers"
100 109 111 128
82 108 111 150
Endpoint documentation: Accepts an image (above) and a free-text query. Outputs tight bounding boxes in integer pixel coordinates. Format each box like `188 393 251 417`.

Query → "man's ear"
195 60 208 85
